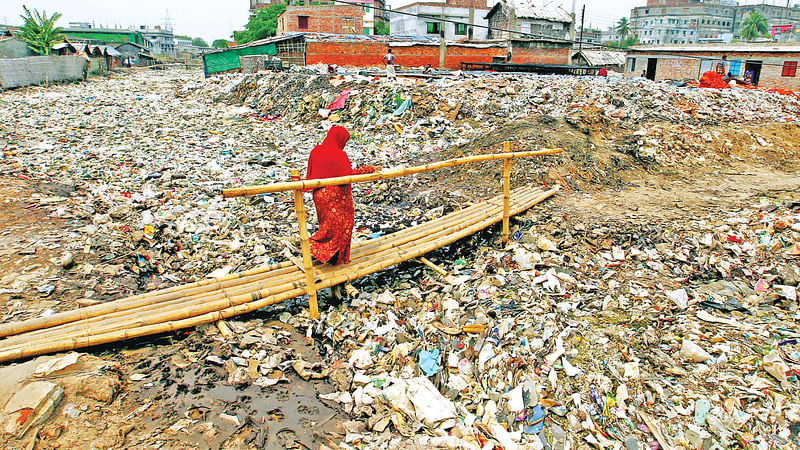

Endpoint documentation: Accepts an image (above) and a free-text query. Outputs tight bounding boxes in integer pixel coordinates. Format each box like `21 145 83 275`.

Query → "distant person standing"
715 55 728 75
382 48 396 80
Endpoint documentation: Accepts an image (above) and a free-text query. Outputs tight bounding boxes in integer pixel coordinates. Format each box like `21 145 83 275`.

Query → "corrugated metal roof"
204 34 305 55
301 32 438 43
630 44 800 53
512 1 572 22
576 51 626 66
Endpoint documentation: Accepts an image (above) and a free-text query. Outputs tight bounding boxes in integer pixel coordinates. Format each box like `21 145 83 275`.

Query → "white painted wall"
391 4 491 40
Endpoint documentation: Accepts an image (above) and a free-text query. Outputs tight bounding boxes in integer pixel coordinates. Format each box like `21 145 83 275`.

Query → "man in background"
382 48 396 80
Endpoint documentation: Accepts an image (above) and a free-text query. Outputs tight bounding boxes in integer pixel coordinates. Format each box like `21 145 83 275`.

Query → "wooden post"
290 169 319 319
502 142 512 244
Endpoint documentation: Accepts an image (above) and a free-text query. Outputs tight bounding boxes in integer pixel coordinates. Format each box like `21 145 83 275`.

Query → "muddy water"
124 320 345 448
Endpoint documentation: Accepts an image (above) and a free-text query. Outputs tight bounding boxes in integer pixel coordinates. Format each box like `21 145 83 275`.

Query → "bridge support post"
502 142 512 244
290 169 319 319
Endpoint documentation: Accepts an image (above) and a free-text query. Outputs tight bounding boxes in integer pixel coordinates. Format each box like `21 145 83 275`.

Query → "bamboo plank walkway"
0 184 558 363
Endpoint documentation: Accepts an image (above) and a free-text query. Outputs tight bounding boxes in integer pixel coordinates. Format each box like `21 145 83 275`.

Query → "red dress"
305 126 378 265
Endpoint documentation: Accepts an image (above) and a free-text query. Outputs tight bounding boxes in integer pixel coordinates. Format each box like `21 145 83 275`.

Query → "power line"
297 0 798 69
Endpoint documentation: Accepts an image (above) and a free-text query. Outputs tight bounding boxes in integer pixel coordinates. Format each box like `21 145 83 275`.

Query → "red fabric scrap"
327 88 351 110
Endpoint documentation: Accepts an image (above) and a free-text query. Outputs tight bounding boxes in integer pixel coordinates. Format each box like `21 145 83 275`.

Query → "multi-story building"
140 26 176 55
258 0 382 35
392 0 493 41
631 0 800 44
62 24 174 55
631 0 734 45
277 4 365 35
732 4 800 41
600 27 621 45
576 28 603 48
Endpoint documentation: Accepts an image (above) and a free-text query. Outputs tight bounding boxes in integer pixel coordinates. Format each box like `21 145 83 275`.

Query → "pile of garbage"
201 69 800 128
260 198 798 448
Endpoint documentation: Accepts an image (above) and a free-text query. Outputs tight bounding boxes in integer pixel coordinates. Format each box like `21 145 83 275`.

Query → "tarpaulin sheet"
203 43 277 75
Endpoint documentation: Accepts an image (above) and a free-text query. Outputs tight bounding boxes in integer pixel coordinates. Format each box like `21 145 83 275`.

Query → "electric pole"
578 5 585 54
439 0 446 69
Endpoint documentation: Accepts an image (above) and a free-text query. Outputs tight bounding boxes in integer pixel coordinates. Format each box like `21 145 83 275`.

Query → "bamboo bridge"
0 144 562 363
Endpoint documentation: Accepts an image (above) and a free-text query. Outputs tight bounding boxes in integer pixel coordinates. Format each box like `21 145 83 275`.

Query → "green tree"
175 34 192 40
374 20 389 35
615 17 630 46
212 39 230 48
741 11 768 41
18 5 63 56
233 3 287 44
192 37 209 47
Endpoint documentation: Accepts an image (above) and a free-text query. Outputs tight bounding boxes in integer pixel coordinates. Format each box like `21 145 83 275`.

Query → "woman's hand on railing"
353 165 382 175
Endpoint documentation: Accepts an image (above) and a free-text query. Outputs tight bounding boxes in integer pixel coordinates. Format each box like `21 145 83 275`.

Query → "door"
646 58 658 80
745 61 762 86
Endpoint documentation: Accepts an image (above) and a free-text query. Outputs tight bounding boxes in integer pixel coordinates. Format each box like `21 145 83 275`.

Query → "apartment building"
631 0 800 45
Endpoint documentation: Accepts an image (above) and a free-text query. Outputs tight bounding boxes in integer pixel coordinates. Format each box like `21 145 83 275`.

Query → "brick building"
277 5 364 35
392 0 493 41
625 44 800 90
485 1 573 41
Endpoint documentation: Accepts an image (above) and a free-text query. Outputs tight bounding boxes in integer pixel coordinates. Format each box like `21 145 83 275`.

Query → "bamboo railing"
0 144 563 362
222 145 563 319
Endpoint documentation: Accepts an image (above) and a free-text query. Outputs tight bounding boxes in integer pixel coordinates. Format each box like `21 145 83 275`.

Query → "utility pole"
439 0 446 69
578 5 585 54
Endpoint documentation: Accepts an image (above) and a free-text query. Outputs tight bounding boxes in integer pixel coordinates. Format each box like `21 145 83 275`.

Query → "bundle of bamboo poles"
0 185 557 363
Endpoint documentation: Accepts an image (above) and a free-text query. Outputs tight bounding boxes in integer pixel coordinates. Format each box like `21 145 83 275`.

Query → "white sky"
0 1 792 43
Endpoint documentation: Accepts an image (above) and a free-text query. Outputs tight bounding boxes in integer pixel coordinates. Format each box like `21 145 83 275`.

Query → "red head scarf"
305 126 352 188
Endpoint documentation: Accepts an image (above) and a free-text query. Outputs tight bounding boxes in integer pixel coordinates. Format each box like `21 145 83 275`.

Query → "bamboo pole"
0 267 309 346
419 257 448 277
0 149 563 339
221 149 563 198
291 169 319 320
502 142 512 244
0 189 535 347
0 261 294 338
0 187 558 361
1 190 532 349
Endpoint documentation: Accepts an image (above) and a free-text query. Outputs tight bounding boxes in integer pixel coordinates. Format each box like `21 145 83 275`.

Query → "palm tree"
616 17 631 46
741 11 768 41
18 5 63 56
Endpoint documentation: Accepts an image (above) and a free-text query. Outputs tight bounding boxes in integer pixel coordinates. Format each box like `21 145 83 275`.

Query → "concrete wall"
0 56 87 90
625 51 800 89
0 38 35 59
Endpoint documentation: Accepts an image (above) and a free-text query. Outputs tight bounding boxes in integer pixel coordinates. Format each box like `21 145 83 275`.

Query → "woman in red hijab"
306 126 380 265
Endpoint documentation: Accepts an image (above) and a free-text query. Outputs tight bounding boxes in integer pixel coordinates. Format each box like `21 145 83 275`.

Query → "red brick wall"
277 5 363 35
305 41 505 69
511 46 569 65
306 41 388 67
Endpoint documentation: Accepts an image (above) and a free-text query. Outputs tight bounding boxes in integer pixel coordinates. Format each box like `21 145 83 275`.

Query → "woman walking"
305 126 380 265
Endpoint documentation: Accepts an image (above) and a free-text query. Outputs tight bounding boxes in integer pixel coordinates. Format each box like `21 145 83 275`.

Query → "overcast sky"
0 1 791 43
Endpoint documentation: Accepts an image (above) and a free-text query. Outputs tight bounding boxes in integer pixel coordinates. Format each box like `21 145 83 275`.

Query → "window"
627 57 636 72
729 60 742 76
298 15 309 29
456 23 467 35
782 61 797 77
426 21 441 34
342 17 356 34
365 5 370 12
363 27 370 35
